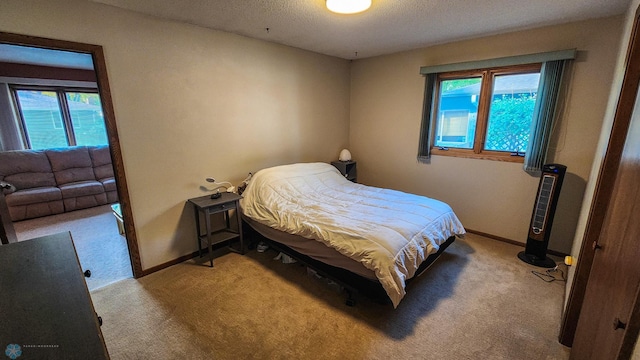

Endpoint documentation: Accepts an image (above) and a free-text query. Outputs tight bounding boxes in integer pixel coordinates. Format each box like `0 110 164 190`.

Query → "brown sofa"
0 146 118 221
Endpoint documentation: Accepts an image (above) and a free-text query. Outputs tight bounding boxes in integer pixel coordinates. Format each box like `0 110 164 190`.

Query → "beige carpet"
91 233 570 359
13 205 133 291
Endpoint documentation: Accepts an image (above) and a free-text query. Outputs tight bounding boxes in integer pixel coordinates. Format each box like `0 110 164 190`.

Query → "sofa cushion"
101 178 117 192
89 146 114 180
5 187 62 206
63 193 107 212
0 150 56 190
46 147 96 185
58 181 104 199
9 201 64 222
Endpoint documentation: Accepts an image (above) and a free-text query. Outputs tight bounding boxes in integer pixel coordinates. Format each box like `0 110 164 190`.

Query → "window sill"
430 148 525 163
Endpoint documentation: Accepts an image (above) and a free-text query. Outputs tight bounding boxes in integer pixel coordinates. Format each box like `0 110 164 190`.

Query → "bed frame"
243 218 456 307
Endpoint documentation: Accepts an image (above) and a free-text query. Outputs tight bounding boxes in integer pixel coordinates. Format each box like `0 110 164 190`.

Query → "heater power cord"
532 265 566 283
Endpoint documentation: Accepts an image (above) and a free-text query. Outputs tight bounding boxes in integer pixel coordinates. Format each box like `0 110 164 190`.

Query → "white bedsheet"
240 162 465 307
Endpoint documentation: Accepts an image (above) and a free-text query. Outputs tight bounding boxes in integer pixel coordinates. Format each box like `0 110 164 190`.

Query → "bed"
240 162 465 307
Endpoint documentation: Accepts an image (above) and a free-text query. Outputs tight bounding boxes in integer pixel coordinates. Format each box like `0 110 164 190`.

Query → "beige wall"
349 17 623 254
0 0 627 269
0 0 350 269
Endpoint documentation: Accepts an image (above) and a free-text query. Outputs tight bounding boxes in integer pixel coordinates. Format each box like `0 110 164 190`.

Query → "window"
417 50 574 173
435 76 481 150
437 109 473 147
431 64 541 161
485 72 539 153
12 87 107 150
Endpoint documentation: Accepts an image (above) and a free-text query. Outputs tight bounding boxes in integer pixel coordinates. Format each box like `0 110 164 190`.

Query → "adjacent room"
1 0 639 359
0 45 133 290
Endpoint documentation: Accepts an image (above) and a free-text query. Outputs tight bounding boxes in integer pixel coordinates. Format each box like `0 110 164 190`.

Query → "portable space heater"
518 164 567 268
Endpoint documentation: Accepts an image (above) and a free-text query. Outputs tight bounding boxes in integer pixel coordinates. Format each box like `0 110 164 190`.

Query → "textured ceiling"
94 0 629 59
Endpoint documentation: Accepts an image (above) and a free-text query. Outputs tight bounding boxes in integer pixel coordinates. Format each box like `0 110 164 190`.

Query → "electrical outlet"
564 256 574 266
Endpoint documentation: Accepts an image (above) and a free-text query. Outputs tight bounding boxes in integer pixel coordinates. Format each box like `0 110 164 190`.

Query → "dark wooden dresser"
0 232 109 359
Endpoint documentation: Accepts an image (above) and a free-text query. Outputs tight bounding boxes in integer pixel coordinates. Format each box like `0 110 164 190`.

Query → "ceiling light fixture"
326 0 371 14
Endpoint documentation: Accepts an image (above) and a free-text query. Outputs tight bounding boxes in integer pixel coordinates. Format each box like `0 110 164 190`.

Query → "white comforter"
240 162 465 307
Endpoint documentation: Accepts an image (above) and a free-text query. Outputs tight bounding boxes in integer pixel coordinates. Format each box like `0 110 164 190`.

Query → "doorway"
0 32 142 281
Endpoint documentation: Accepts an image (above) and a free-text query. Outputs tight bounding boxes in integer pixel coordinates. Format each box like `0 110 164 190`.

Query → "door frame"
559 4 640 347
0 31 143 278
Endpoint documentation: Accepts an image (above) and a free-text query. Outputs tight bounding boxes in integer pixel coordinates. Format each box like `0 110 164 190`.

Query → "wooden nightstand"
331 160 357 182
188 192 244 267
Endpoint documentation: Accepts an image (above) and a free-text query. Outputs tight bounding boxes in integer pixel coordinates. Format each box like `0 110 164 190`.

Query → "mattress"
240 162 466 307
